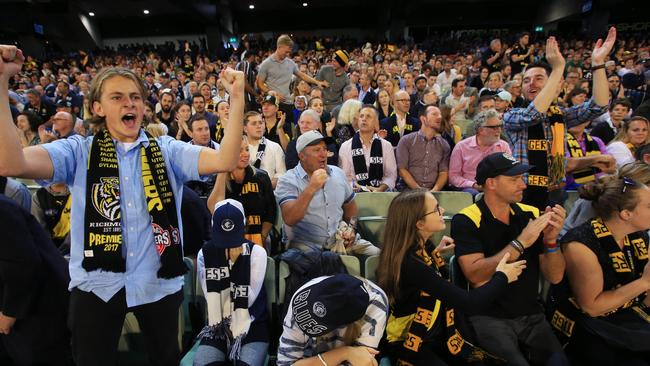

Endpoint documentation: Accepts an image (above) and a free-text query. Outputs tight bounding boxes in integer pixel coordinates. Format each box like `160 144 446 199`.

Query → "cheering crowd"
1 25 649 366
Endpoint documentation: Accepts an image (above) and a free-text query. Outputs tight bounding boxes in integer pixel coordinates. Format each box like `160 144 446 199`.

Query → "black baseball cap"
262 94 277 106
475 152 533 185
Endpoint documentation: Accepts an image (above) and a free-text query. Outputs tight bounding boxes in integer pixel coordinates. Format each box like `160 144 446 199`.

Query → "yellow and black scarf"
83 129 186 278
566 133 601 184
394 245 502 365
549 218 650 351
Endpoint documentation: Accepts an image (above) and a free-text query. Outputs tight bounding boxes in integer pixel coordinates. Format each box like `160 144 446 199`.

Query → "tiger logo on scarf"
91 177 121 221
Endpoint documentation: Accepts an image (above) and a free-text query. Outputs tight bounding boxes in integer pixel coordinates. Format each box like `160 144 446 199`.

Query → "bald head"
393 90 411 114
52 111 75 137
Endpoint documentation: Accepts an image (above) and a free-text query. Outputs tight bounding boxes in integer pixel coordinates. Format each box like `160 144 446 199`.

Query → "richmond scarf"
351 133 383 187
199 241 253 361
396 243 503 364
83 129 186 278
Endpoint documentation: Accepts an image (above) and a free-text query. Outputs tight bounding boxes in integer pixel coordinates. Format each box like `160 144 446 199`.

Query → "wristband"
545 246 560 253
509 239 524 255
317 353 328 366
544 241 558 249
591 63 606 71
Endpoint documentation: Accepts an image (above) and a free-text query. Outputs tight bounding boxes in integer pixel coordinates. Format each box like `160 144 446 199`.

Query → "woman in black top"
376 189 526 366
555 175 650 365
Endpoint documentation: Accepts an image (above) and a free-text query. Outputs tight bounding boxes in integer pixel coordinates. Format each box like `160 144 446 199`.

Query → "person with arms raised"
0 44 246 366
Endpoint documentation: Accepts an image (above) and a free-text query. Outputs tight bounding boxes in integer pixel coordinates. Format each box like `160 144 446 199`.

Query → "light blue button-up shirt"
274 163 354 249
42 130 203 307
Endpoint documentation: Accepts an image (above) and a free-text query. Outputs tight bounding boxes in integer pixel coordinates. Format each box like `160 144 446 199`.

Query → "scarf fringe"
197 318 249 361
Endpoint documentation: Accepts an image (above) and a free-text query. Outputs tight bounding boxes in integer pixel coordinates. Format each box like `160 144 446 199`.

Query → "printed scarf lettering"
199 241 253 361
83 129 186 278
351 132 384 187
396 244 504 364
566 133 601 184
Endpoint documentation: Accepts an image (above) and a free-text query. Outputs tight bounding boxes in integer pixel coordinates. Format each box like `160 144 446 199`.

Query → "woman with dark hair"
375 88 393 121
377 189 526 366
15 110 42 146
470 67 490 90
170 100 192 141
438 105 462 152
551 174 650 365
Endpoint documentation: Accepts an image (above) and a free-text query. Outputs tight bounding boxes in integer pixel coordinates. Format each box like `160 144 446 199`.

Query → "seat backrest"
564 190 579 214
364 255 380 283
340 254 360 277
264 256 276 314
433 191 473 216
355 192 399 217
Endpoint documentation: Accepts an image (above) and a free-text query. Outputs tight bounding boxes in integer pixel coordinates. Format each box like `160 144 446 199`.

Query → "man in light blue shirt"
275 131 379 255
0 45 246 366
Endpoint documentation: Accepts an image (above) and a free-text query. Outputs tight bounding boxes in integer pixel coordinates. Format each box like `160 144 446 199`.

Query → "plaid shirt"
504 98 608 172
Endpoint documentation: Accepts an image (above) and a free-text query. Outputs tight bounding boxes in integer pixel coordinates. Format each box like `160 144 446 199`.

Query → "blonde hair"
88 67 148 128
277 34 294 48
338 99 363 126
145 123 166 138
612 116 650 145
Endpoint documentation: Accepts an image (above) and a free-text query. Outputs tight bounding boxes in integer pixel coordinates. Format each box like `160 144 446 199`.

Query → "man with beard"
449 109 512 195
156 91 175 128
396 105 450 191
504 31 617 210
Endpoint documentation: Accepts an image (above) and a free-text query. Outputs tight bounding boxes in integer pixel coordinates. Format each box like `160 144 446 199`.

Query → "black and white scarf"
351 132 383 187
199 241 253 361
253 137 267 169
83 129 186 279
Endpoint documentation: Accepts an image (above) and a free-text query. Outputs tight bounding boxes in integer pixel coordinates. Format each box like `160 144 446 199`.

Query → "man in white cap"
275 130 379 255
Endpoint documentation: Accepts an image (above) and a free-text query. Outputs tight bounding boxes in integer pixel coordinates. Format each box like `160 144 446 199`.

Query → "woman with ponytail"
551 171 650 365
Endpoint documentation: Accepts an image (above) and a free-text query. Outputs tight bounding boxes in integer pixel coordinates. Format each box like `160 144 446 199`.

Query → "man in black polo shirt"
451 152 568 366
510 32 535 75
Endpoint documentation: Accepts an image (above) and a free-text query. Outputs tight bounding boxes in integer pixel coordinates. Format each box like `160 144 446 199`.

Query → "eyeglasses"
622 176 637 193
421 204 442 218
395 99 411 103
482 124 504 129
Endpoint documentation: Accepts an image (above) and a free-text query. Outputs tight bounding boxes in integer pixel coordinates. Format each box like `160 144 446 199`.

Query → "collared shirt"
41 131 204 306
504 98 608 180
449 136 511 189
396 130 451 189
444 93 470 121
338 135 397 189
189 139 220 150
248 138 287 181
274 164 354 249
258 54 299 100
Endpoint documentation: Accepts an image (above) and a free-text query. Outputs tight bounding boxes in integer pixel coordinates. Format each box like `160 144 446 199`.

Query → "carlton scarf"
351 132 384 187
199 241 253 361
83 129 186 279
252 137 267 169
566 133 601 184
395 244 504 365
